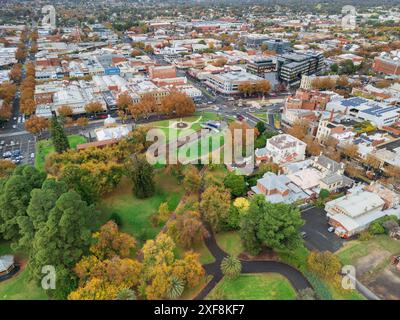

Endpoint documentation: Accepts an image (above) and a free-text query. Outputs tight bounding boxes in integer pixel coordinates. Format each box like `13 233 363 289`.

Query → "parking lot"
301 207 345 252
0 134 36 166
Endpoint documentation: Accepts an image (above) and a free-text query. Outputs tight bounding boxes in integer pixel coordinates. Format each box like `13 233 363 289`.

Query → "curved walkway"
194 229 312 300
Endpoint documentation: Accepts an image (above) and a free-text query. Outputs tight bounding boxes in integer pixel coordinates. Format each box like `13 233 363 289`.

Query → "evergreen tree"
0 165 46 245
129 155 155 199
50 114 70 153
29 191 95 299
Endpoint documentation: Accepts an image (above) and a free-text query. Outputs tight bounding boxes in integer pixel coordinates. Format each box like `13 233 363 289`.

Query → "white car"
328 227 335 233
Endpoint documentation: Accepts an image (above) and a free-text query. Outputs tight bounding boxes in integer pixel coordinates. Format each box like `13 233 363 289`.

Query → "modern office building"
246 56 277 78
205 71 265 95
262 39 291 54
277 52 325 87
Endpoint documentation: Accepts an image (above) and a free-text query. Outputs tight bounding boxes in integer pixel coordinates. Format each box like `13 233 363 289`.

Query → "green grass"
215 231 244 257
98 173 184 243
35 135 87 171
0 268 47 300
144 112 220 143
253 112 268 121
207 273 297 300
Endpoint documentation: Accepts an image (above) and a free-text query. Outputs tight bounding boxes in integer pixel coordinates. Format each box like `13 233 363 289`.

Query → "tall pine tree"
50 114 70 153
129 155 155 199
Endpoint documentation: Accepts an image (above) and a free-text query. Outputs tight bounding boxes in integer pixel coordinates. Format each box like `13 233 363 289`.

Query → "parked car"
300 231 307 238
328 227 335 233
3 151 11 158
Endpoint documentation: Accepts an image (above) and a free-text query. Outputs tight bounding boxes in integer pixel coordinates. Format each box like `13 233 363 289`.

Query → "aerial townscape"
0 0 400 304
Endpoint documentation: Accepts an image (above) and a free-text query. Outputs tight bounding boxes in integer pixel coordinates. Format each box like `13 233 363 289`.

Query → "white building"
325 97 400 128
205 71 265 95
325 188 388 238
255 134 306 165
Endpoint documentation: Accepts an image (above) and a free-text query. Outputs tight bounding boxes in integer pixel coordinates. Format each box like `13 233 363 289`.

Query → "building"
246 57 277 78
316 119 356 143
205 71 265 95
325 97 400 128
262 39 291 54
250 172 309 204
245 34 270 48
324 187 398 238
277 52 325 86
373 56 400 76
148 65 177 79
255 134 306 165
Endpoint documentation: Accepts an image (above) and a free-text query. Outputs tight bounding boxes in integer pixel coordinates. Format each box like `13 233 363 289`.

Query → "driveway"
301 207 345 252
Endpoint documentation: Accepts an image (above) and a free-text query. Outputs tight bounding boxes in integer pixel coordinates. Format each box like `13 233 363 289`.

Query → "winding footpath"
194 229 312 300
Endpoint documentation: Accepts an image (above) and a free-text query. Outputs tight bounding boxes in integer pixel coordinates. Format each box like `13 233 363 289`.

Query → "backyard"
207 273 297 300
35 135 87 171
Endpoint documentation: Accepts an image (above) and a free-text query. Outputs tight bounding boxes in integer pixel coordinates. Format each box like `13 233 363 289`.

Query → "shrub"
368 221 386 235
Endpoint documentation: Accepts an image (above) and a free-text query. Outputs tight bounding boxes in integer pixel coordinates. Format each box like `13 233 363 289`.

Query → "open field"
35 135 87 171
207 273 297 300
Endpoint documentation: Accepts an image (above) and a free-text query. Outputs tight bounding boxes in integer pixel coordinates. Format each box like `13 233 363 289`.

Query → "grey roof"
0 255 14 272
314 155 341 172
257 172 290 192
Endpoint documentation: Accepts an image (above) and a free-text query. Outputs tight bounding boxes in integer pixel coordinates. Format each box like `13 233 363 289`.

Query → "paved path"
194 228 312 300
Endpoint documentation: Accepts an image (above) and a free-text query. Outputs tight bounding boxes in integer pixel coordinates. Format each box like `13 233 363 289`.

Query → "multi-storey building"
277 52 325 87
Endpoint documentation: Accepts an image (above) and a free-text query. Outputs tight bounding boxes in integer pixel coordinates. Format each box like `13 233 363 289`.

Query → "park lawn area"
0 268 47 300
35 135 87 171
98 172 184 243
215 231 244 257
336 235 400 266
145 112 220 143
178 131 225 163
208 273 297 300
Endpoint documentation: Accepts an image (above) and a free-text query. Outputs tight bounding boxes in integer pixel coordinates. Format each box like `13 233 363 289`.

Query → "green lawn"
207 273 297 300
98 173 184 244
253 112 268 121
0 268 47 300
35 135 87 171
144 112 220 143
215 231 244 257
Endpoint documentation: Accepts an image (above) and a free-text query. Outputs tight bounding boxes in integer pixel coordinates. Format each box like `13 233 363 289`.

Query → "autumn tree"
84 101 104 115
183 165 201 194
117 92 133 110
160 91 195 117
167 210 209 249
304 135 322 156
69 221 141 300
57 105 73 118
385 164 400 181
307 251 341 280
75 117 89 127
141 234 204 300
24 115 48 135
364 154 381 171
287 120 309 141
20 98 36 115
341 143 359 160
200 185 231 231
255 80 271 97
9 63 22 83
